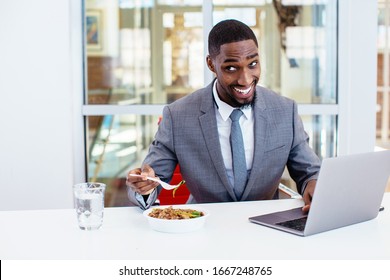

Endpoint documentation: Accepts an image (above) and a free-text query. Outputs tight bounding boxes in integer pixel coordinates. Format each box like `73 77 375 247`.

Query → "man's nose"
237 68 252 85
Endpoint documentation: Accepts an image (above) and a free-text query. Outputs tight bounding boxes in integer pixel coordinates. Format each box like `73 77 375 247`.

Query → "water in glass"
73 183 105 230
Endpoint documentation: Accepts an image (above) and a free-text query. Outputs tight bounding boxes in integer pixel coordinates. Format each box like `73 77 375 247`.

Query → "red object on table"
158 165 190 205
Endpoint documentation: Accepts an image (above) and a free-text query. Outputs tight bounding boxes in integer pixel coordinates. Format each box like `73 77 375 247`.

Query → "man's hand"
126 164 160 195
302 180 316 213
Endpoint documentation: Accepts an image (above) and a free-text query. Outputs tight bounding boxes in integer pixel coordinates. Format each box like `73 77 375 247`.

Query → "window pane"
283 114 337 191
87 114 160 206
377 1 390 147
163 12 204 103
86 2 204 105
301 115 337 159
213 0 337 104
86 2 154 105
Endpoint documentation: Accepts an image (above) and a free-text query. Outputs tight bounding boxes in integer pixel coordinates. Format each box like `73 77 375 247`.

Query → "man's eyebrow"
247 53 259 59
223 53 259 63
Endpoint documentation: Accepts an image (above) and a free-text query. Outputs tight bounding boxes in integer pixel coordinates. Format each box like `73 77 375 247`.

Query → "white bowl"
143 205 210 233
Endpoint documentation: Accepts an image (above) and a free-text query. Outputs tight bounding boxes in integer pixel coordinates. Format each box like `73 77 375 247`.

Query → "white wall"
0 0 78 210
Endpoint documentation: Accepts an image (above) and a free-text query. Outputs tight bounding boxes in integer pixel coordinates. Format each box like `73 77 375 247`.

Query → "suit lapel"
199 84 237 200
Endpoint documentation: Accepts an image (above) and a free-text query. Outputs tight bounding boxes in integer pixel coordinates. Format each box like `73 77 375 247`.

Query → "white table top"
1 194 389 260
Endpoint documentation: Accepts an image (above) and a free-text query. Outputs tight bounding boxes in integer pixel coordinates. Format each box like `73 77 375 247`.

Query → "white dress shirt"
212 80 254 187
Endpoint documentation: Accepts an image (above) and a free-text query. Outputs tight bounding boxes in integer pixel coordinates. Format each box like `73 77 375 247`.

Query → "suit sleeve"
286 101 321 194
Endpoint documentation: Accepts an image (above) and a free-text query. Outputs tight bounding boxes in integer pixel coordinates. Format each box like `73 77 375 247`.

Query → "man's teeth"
234 86 251 95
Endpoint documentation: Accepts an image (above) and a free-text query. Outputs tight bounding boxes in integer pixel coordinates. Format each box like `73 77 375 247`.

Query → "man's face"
207 39 260 107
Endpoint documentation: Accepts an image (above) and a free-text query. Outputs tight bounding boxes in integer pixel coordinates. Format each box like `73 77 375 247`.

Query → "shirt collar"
212 79 252 121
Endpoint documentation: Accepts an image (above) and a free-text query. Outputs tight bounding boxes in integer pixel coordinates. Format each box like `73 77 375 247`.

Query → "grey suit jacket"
128 81 321 208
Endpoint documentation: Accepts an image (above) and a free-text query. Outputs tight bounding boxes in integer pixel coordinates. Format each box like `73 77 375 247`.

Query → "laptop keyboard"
276 216 308 232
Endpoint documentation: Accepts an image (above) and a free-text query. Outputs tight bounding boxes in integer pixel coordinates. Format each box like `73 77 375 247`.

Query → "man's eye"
249 61 258 67
226 66 237 71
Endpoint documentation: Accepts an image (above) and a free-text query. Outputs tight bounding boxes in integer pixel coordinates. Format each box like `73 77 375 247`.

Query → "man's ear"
206 55 215 72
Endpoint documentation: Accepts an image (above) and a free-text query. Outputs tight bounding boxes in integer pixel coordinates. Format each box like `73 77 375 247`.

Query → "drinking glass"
73 182 106 230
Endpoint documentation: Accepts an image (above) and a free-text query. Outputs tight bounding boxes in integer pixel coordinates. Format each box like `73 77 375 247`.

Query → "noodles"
148 206 204 220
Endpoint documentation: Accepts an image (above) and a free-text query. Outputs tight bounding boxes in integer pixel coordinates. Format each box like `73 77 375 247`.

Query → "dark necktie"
229 109 247 199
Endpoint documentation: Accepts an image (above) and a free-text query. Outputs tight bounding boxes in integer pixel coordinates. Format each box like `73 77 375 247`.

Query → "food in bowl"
148 206 204 220
143 205 209 233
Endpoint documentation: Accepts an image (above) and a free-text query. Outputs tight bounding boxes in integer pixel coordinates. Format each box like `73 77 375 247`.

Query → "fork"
129 174 186 190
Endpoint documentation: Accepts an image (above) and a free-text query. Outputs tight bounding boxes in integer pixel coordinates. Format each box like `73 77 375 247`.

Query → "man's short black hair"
208 19 258 58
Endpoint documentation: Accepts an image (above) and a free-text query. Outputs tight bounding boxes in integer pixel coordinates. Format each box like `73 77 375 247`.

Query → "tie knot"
230 109 243 122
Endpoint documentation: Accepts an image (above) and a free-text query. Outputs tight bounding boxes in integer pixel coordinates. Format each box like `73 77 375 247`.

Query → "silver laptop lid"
304 150 390 236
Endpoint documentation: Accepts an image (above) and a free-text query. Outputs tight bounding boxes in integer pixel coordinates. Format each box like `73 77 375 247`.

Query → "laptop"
249 150 390 236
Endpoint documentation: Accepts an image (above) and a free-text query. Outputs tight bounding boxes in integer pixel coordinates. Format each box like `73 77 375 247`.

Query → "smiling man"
126 19 321 211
